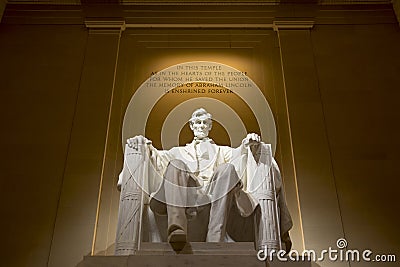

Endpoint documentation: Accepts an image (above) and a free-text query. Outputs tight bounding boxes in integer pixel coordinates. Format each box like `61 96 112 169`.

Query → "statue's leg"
163 159 197 246
206 163 241 242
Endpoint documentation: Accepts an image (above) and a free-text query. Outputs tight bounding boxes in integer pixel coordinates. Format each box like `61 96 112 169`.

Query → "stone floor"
78 242 312 267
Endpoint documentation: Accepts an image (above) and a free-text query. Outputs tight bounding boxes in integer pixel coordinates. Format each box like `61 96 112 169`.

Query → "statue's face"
190 115 212 139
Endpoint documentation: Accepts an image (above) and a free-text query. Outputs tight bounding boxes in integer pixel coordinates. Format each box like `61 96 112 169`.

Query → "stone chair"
114 140 292 256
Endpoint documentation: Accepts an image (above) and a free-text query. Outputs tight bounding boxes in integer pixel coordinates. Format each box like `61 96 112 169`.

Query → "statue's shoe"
168 229 187 251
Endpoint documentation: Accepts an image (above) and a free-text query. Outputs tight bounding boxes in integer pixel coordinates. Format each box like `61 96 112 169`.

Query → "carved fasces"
248 144 282 252
115 140 148 255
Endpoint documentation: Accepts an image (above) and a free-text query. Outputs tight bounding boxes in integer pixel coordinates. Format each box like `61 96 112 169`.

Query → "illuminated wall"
91 28 305 255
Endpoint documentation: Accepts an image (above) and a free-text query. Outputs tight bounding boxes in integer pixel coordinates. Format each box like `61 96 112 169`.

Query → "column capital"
0 0 6 22
85 20 126 32
273 21 315 31
393 0 400 26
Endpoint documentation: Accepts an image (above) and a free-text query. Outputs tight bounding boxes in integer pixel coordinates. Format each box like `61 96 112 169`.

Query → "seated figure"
115 108 292 254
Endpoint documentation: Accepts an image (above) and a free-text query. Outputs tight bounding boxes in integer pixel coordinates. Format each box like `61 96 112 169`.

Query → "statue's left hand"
242 133 261 148
127 135 152 148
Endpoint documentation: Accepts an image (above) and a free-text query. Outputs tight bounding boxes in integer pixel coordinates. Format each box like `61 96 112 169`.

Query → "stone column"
47 20 125 267
0 0 6 23
273 21 348 267
393 0 400 26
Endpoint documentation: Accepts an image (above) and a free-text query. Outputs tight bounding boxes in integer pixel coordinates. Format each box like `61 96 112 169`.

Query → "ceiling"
5 0 394 5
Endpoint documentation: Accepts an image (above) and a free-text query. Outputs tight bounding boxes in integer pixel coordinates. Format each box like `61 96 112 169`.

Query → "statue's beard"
193 130 209 139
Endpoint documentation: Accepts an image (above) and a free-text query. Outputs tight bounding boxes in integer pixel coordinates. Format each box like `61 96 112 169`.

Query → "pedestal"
78 242 312 267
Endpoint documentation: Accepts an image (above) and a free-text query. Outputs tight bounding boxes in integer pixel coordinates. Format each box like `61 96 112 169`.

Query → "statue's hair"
189 108 212 124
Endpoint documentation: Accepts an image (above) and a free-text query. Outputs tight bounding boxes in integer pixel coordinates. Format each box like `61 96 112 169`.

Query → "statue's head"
189 108 212 140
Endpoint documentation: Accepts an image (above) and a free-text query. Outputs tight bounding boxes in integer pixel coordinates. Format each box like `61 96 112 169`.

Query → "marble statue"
115 108 292 254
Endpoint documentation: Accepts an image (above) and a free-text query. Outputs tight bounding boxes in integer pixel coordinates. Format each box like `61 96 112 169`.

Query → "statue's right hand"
127 135 152 148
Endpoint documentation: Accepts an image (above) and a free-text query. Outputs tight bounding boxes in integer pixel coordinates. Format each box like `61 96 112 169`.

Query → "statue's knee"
167 159 188 171
215 163 235 174
212 163 240 188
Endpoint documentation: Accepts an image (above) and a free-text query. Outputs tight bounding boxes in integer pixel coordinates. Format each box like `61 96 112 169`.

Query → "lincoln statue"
116 108 292 253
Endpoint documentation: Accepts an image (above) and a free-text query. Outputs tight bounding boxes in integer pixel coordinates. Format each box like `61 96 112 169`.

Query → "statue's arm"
231 133 261 157
126 135 152 148
117 135 170 191
241 133 261 149
147 144 171 172
117 136 150 191
126 135 173 170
